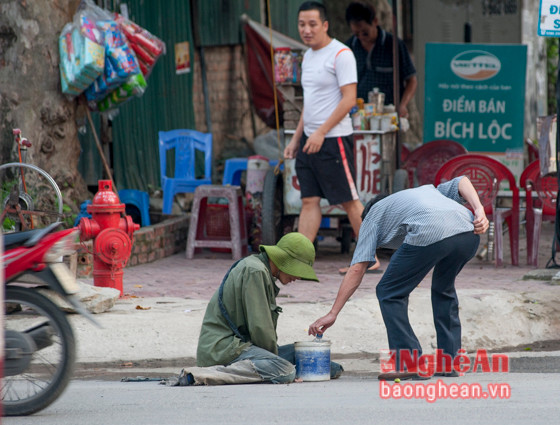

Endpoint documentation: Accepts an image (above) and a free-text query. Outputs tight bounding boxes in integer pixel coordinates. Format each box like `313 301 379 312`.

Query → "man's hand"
309 262 367 336
458 177 490 235
308 311 337 336
284 139 299 159
302 130 325 154
473 206 489 234
398 104 409 119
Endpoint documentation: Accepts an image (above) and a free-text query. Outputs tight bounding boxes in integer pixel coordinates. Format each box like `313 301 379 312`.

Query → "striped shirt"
351 177 474 266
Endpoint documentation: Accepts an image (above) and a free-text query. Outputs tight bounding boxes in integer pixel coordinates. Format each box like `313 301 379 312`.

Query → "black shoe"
331 363 344 379
163 370 195 386
178 370 195 386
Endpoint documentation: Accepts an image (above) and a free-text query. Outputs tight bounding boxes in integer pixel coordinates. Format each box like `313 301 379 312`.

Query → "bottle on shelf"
371 87 385 114
352 98 368 130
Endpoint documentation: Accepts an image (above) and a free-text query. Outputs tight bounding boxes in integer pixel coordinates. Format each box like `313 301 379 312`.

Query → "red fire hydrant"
79 180 139 296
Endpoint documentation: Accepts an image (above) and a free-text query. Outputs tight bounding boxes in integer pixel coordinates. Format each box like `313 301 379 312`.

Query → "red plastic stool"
186 185 248 260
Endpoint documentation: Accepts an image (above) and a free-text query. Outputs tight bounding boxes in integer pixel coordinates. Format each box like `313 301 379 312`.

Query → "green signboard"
424 43 527 156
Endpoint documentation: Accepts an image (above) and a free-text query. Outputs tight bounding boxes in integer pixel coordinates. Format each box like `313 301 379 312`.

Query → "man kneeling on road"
169 232 343 386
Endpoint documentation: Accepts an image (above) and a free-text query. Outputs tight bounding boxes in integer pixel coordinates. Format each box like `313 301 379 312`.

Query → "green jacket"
196 253 282 367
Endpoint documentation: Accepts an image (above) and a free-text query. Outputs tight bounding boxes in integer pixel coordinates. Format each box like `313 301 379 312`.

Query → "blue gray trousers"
184 344 342 385
237 343 343 383
376 232 479 369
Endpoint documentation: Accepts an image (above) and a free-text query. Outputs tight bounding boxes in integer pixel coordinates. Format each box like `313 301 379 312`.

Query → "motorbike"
2 222 99 416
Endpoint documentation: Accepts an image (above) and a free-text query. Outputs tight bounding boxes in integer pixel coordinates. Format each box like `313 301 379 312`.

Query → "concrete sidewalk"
72 221 560 376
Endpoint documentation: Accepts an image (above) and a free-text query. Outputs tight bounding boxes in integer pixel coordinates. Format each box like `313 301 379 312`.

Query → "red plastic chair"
401 144 410 163
525 138 539 163
403 140 467 187
519 160 558 267
434 154 519 267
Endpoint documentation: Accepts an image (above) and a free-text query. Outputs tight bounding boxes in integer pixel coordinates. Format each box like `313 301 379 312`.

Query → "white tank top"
301 39 357 138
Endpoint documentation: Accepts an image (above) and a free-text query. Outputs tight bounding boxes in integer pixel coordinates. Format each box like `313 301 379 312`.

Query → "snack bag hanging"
85 18 142 103
98 20 141 84
59 23 104 97
114 13 166 77
97 73 147 112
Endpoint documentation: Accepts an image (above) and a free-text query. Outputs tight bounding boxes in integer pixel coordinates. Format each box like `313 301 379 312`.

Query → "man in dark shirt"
345 1 417 119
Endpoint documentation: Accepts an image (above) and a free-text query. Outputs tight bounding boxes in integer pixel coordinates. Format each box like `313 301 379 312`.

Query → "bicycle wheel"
261 169 294 244
0 163 64 232
2 286 76 416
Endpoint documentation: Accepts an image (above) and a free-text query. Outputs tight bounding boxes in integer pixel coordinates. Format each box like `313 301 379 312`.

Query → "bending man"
309 177 489 378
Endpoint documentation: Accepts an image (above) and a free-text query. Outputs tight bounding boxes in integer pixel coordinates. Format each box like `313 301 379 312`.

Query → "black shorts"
295 134 360 205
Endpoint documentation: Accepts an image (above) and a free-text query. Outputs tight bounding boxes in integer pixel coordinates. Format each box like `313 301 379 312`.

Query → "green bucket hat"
260 232 319 282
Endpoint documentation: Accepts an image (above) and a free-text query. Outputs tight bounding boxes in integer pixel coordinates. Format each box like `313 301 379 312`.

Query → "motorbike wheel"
2 286 76 416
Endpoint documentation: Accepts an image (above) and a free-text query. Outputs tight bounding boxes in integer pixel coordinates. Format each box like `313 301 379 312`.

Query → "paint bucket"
294 340 331 381
246 155 270 194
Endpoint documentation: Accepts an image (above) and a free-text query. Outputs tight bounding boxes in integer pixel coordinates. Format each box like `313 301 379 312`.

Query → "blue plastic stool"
222 158 248 186
268 159 284 171
118 189 151 227
74 200 92 227
223 158 285 186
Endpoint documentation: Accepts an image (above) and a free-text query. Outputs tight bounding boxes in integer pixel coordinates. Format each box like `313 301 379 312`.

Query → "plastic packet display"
85 60 123 102
85 18 141 103
66 0 111 100
61 0 160 112
85 78 106 102
73 0 112 42
97 73 147 112
98 20 140 82
59 23 104 97
79 16 104 44
114 13 166 77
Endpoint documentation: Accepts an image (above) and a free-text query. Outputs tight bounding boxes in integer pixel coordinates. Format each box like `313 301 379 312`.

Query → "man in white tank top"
284 2 374 272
